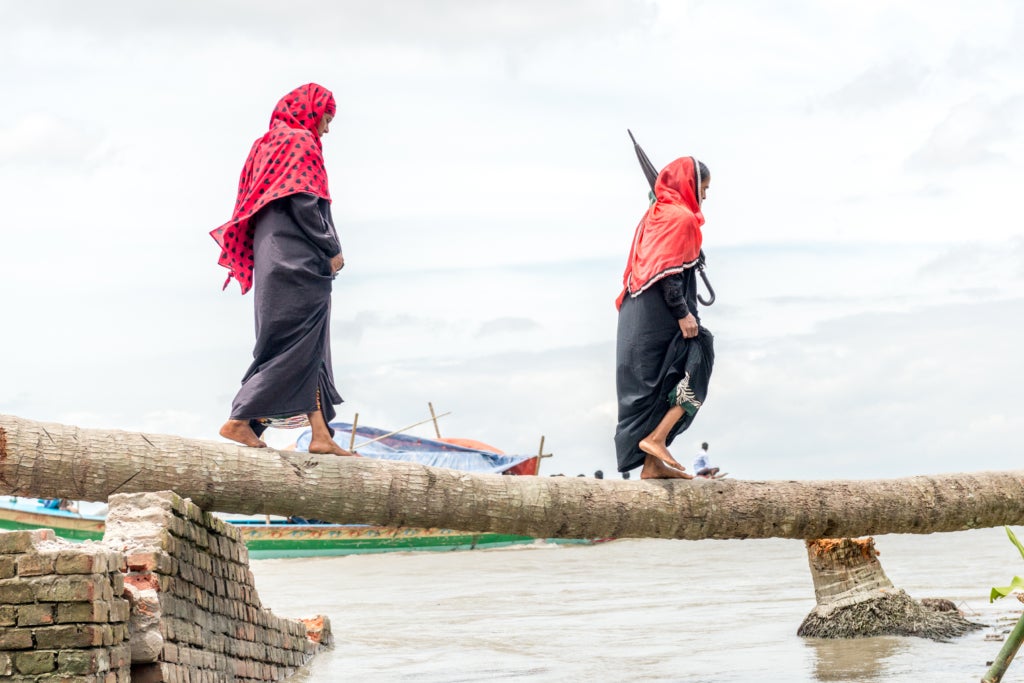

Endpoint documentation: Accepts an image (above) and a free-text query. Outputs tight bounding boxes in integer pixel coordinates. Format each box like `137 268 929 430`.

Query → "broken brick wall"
1 490 331 683
103 491 330 683
0 528 131 682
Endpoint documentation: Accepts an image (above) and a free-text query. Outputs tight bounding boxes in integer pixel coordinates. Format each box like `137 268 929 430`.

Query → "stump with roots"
797 537 984 641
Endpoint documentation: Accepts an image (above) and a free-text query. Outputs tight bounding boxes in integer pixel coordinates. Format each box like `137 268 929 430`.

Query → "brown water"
250 529 1023 682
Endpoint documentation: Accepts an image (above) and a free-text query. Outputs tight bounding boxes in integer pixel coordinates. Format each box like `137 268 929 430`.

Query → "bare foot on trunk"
308 438 360 457
640 453 694 480
638 438 685 471
219 420 267 448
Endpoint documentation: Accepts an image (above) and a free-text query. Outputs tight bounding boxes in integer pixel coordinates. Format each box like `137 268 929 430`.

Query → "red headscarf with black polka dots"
211 83 336 293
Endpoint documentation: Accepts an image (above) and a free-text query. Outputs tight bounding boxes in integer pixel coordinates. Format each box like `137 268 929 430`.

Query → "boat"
0 421 597 558
0 498 106 542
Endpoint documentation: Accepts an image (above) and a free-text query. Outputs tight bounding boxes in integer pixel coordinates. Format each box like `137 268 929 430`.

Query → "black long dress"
614 268 715 473
229 193 343 438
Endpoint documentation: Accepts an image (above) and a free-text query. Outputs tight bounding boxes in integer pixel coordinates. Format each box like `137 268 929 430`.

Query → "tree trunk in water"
797 538 983 640
4 414 1024 541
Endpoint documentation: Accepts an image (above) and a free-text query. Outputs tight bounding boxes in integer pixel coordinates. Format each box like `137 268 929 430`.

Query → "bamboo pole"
428 403 442 439
353 413 452 450
348 413 359 452
534 435 554 476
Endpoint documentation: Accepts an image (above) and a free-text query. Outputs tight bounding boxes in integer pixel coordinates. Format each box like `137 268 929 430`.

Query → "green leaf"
990 575 1024 603
1007 526 1024 562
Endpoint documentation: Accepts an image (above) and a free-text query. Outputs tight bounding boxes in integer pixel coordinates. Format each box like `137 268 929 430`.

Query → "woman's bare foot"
219 420 267 448
640 453 694 480
638 437 685 470
308 437 359 457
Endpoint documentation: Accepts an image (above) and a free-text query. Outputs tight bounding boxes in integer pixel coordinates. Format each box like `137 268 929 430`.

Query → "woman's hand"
330 253 345 275
678 314 699 339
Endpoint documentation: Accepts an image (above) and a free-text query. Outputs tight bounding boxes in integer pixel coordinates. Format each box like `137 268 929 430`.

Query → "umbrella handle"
697 267 716 306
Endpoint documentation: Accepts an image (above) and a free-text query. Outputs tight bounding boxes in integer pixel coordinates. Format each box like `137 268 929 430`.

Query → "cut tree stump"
797 537 984 641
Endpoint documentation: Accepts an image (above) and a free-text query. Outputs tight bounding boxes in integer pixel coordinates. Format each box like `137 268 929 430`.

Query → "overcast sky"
2 1 1022 481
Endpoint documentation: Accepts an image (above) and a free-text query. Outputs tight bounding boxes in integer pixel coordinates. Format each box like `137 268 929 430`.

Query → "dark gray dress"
614 268 715 473
230 193 343 437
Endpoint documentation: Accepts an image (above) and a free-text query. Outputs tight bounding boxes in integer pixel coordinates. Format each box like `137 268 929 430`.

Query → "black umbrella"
626 130 716 306
627 129 660 191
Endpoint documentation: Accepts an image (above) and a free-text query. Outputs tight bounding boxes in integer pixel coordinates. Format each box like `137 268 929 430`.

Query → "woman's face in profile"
317 113 334 137
700 175 711 203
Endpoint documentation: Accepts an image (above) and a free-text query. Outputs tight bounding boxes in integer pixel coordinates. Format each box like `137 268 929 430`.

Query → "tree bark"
3 414 1024 541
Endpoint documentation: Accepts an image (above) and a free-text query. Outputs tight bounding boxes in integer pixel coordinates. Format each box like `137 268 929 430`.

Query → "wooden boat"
232 522 585 558
0 421 596 558
0 498 106 542
0 498 583 559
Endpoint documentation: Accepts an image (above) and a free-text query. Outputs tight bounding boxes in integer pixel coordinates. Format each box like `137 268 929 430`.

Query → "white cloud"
0 114 113 168
3 1 1024 485
476 317 542 337
822 60 932 112
906 95 1024 170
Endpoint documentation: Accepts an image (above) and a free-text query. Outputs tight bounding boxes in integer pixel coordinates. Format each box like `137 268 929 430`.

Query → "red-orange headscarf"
211 83 336 294
615 156 705 310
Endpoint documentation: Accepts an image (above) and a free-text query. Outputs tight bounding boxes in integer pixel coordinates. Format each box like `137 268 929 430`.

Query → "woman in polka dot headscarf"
212 83 355 456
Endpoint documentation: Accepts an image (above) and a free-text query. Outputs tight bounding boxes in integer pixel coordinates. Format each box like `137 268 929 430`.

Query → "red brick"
56 601 109 623
124 572 159 591
14 649 56 675
57 647 111 675
17 552 55 576
34 623 111 649
55 551 98 575
0 627 33 649
16 602 54 626
108 599 130 623
0 579 34 603
35 575 111 602
127 552 159 572
0 531 35 554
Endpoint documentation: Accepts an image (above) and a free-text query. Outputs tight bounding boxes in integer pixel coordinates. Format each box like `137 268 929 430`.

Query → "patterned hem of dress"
253 389 321 428
257 415 311 429
668 372 703 415
253 389 322 430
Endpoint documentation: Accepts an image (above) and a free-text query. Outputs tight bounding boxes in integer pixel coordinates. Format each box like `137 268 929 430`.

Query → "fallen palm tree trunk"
797 538 983 640
3 414 1024 541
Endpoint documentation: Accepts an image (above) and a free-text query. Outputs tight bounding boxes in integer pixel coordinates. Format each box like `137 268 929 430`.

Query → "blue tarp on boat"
294 422 532 474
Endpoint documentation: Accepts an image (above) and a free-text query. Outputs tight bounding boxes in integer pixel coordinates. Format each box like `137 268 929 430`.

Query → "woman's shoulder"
264 122 319 145
646 202 699 232
278 127 318 146
656 201 698 219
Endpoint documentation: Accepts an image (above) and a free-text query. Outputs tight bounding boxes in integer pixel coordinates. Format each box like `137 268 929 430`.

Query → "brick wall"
1 492 331 683
0 528 131 682
103 492 330 683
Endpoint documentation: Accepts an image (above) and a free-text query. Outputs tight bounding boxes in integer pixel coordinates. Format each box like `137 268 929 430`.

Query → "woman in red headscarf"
211 83 354 456
614 156 714 479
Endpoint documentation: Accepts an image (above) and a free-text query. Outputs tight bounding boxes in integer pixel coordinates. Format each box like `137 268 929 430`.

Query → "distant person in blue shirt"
38 498 77 512
693 442 719 478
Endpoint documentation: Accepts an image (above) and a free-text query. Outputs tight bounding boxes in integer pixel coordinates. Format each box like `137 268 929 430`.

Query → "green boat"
0 498 589 559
